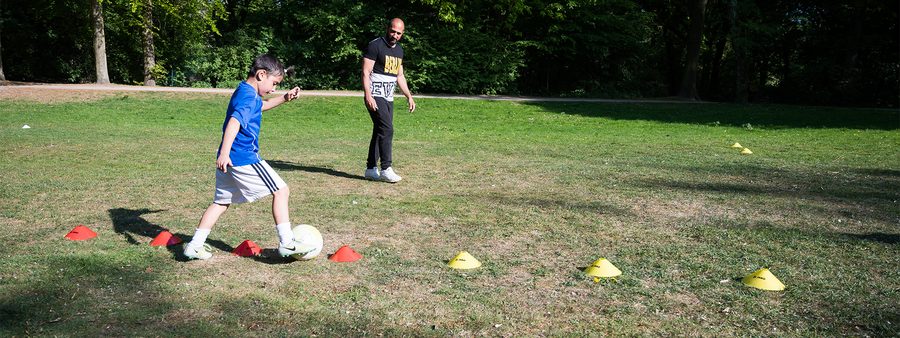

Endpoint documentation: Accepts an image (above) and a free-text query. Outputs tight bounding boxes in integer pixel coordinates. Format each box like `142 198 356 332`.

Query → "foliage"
0 0 896 106
516 0 659 96
179 28 272 88
403 23 526 94
1 0 94 82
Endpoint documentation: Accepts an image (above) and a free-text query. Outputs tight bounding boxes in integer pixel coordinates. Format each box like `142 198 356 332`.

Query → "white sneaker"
380 167 402 183
184 243 213 260
364 168 380 180
278 240 317 257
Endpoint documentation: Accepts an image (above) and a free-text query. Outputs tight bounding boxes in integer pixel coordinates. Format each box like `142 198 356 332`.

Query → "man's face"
385 22 404 45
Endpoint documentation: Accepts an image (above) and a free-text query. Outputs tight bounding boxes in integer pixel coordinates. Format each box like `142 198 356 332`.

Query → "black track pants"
366 97 394 170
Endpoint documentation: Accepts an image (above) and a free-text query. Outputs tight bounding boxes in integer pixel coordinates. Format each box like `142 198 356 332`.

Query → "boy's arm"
396 65 416 113
217 117 241 172
262 87 301 111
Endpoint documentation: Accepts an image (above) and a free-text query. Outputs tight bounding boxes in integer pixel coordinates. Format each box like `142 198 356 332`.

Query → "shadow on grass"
682 221 899 335
0 256 212 336
630 162 899 224
522 101 900 130
0 255 428 336
247 248 295 265
107 207 231 261
477 193 633 217
847 232 900 244
268 160 366 181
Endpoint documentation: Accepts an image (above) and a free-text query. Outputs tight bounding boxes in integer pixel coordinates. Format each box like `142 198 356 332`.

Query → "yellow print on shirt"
384 55 402 74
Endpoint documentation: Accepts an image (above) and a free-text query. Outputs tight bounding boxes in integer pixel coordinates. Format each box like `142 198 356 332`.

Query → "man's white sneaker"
364 168 381 180
278 240 317 257
184 243 213 260
380 167 402 183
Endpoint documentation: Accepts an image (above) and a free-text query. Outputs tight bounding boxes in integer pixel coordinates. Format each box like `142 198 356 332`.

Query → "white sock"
276 223 294 246
189 228 211 248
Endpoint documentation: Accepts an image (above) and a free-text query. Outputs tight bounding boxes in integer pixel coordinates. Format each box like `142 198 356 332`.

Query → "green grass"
1 92 898 336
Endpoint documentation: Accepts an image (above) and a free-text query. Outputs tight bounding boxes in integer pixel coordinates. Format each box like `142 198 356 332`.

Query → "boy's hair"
247 54 295 78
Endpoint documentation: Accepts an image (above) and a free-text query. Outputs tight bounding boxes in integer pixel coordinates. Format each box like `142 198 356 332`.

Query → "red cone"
329 245 362 262
65 225 97 241
150 231 183 246
233 240 262 257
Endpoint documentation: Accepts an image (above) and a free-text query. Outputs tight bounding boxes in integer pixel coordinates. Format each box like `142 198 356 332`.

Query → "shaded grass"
0 92 898 336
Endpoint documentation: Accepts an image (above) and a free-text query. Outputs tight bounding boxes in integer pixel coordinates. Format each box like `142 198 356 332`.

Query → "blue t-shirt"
218 81 263 166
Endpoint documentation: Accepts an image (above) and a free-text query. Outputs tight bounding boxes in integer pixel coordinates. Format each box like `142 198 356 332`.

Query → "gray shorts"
214 160 287 204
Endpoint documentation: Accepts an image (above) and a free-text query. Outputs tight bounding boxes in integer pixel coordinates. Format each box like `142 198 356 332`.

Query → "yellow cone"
741 147 753 155
731 142 743 148
448 251 481 270
742 268 785 291
583 258 622 278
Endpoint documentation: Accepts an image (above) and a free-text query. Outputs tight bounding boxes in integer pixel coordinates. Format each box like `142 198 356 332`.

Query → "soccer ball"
290 224 323 260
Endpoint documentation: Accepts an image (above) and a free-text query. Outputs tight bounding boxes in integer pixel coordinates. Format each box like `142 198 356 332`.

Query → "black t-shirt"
364 37 404 100
364 37 404 77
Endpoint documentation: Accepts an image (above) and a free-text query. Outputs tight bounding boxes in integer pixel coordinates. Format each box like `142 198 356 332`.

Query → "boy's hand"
216 155 232 173
284 87 301 101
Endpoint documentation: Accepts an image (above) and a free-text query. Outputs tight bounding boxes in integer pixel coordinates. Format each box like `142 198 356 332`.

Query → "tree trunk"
665 36 680 96
92 0 110 84
0 15 6 81
729 0 747 103
677 0 708 100
142 0 156 86
709 36 726 98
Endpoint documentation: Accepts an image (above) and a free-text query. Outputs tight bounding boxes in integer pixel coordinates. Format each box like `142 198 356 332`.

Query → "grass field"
0 90 898 336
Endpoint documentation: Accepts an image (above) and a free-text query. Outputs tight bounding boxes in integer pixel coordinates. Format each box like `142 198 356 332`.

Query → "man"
362 18 416 183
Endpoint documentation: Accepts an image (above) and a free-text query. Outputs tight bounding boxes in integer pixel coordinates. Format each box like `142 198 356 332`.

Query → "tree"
678 0 707 100
0 13 5 81
141 0 155 86
119 0 224 86
92 0 111 84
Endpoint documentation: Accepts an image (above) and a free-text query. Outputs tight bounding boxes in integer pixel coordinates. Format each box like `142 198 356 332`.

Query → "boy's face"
256 71 283 96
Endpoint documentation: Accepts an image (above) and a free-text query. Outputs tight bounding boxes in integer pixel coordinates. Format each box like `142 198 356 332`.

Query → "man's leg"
367 108 381 170
376 98 394 170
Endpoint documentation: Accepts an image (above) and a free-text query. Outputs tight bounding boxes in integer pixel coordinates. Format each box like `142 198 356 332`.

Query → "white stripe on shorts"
251 162 277 193
214 160 287 204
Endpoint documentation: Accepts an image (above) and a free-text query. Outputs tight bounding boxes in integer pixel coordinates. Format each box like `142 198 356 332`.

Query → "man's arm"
362 57 378 111
396 65 416 113
262 87 301 111
217 117 241 173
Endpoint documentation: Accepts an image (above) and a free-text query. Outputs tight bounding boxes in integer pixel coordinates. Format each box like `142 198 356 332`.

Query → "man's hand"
216 154 232 173
365 94 378 111
407 96 416 113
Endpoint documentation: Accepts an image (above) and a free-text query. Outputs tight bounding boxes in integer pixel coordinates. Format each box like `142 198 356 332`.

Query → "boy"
183 54 312 260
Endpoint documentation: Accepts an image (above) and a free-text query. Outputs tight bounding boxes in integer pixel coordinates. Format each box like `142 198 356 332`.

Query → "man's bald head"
385 18 405 46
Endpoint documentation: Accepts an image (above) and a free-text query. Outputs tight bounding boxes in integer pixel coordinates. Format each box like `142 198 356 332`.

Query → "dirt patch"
0 83 231 103
0 86 121 103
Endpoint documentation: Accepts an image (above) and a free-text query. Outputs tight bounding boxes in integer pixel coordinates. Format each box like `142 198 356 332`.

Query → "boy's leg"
272 186 290 225
272 186 294 246
185 203 229 260
188 203 228 245
198 203 229 230
273 184 314 256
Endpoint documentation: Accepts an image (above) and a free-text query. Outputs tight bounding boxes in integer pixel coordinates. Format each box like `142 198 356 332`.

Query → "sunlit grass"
0 92 897 336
